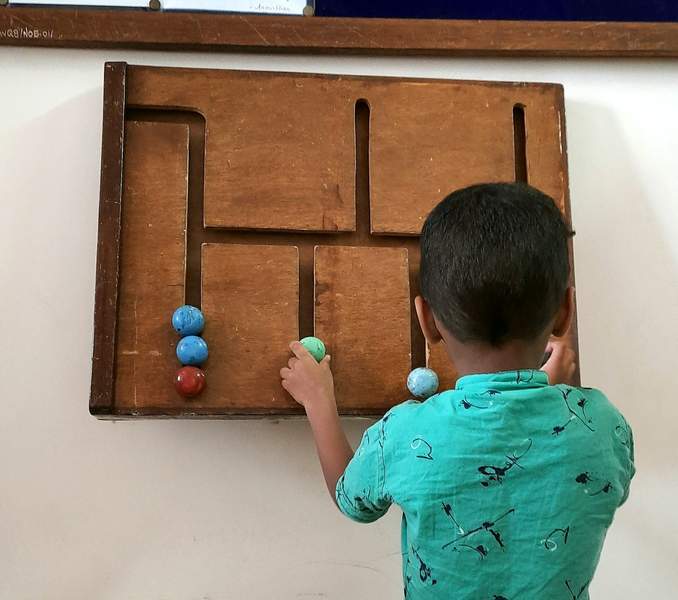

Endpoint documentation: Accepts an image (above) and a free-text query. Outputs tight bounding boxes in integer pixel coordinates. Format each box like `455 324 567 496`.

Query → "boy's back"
337 370 634 599
280 183 635 598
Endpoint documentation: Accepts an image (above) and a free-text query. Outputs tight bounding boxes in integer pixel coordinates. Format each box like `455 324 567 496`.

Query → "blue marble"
172 305 205 337
176 335 208 366
407 367 439 399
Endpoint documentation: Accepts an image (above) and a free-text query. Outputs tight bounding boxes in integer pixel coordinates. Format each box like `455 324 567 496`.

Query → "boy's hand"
280 341 335 412
542 337 577 385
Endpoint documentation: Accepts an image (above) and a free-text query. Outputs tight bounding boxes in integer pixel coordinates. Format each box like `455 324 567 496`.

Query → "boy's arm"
280 342 353 501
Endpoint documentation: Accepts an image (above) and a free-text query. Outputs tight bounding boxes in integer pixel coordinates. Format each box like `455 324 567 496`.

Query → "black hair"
420 182 573 347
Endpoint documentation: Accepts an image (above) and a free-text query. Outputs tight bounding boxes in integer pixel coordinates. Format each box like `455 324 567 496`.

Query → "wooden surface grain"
200 243 300 414
314 246 412 413
2 8 678 57
368 81 516 234
114 121 189 413
127 67 357 232
522 85 568 212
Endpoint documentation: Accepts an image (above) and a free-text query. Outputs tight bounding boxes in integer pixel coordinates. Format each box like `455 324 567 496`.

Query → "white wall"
1 48 677 599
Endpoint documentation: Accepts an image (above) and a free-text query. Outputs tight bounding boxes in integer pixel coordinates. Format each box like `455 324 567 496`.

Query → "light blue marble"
176 335 208 366
407 367 439 399
172 305 205 337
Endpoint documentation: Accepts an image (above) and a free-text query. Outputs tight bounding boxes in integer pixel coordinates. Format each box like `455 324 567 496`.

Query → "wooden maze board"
89 62 578 418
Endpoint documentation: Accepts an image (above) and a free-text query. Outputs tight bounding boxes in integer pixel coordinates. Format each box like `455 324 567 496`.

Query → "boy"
280 183 634 599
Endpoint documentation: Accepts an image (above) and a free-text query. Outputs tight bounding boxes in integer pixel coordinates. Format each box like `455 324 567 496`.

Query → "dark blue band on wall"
316 1 678 22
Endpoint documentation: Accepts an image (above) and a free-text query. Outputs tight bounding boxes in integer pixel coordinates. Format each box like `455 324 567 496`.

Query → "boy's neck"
443 336 547 378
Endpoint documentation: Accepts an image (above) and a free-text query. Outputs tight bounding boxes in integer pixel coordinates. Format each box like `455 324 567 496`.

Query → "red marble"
174 366 206 398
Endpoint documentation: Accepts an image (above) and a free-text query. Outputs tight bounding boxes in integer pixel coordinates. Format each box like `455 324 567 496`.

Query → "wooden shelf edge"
1 8 678 57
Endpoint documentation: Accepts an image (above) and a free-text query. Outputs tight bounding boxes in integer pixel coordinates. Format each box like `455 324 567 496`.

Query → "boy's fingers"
566 363 576 384
321 355 331 365
546 340 565 361
548 335 563 347
290 341 315 362
288 357 299 369
280 367 292 378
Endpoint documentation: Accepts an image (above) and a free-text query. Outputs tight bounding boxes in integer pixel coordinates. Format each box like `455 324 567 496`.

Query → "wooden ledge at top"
1 7 678 57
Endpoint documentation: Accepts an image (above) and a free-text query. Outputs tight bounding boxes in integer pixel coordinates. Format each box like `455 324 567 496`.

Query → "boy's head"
418 183 573 349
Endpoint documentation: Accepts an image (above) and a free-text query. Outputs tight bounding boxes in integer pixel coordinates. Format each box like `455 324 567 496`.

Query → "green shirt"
335 370 635 599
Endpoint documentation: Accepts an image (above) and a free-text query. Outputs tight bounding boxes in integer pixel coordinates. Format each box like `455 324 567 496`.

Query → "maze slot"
115 121 189 413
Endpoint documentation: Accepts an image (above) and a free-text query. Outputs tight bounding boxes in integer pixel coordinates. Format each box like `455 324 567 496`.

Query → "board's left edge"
90 61 128 417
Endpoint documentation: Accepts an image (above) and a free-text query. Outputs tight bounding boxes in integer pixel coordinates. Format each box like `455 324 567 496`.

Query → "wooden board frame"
2 6 678 57
90 62 127 416
90 62 580 418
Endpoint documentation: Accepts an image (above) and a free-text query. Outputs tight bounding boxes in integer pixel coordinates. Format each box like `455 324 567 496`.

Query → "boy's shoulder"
378 392 455 432
566 384 636 500
382 395 442 419
381 383 631 429
378 383 631 430
370 398 431 437
550 384 634 479
558 384 630 424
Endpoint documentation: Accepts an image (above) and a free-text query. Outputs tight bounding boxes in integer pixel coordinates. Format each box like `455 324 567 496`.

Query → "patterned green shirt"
336 370 635 599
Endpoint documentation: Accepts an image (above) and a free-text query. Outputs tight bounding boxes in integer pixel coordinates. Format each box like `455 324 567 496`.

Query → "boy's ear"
552 286 575 338
415 296 444 346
